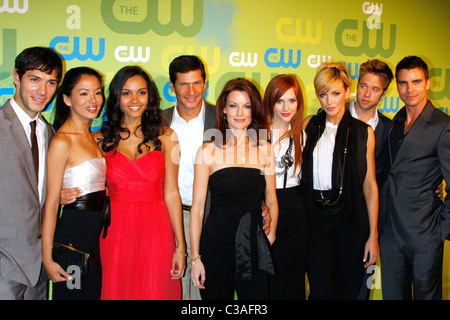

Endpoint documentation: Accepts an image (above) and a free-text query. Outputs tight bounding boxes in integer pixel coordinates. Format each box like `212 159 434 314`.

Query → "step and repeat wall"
1 0 449 299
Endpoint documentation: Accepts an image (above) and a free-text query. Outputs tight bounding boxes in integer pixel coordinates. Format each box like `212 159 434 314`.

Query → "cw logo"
0 29 16 81
307 55 331 68
214 71 276 99
275 17 322 45
362 2 383 30
341 62 360 80
362 2 383 15
264 49 301 69
378 96 401 114
49 37 105 61
115 46 150 63
161 45 221 74
429 68 450 100
101 0 203 37
0 0 28 13
229 52 257 67
335 19 396 58
0 87 14 105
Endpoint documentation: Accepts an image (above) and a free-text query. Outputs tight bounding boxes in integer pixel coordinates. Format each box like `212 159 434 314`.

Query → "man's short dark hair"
395 56 429 80
169 55 206 84
15 46 63 82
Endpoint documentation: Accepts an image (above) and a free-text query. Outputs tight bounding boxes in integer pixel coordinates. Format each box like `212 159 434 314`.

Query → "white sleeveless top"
63 158 106 196
273 128 306 189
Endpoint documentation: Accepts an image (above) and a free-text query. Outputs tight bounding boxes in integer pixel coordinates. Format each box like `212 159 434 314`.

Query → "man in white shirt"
162 55 216 300
349 59 393 188
0 47 63 299
349 59 393 300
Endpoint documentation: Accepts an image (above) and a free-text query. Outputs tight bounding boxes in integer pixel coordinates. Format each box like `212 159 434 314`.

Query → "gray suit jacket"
380 100 450 248
0 100 54 286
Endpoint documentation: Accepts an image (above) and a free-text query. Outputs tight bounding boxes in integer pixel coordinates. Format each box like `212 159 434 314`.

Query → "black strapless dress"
200 167 274 300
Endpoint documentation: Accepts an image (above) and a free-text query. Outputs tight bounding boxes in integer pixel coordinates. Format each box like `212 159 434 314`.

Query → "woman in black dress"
190 78 278 299
42 67 106 299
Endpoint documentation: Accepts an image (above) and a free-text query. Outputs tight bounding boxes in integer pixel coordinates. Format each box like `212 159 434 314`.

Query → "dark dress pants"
380 218 443 300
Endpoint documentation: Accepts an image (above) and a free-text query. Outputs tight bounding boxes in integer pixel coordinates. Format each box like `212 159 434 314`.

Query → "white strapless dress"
63 158 106 196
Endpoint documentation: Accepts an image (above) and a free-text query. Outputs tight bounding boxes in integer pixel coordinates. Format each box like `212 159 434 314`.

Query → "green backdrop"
1 0 448 300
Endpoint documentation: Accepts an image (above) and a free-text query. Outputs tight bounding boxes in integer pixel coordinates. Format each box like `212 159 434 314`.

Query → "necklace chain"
316 125 349 206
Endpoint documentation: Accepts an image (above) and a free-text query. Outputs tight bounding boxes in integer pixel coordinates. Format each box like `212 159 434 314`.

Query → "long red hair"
263 74 304 170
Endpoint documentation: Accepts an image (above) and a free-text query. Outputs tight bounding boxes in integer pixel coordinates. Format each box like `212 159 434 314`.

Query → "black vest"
300 109 369 226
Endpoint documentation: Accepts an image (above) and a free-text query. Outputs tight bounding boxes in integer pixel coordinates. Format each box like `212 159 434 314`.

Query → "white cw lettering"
115 46 150 63
229 52 257 67
0 0 28 13
307 54 331 68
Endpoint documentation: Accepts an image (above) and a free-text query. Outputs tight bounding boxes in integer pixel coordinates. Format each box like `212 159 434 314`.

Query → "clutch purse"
52 241 89 279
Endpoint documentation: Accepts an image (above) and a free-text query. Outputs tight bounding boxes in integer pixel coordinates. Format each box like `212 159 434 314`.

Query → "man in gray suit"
0 47 63 299
161 55 215 300
379 56 449 299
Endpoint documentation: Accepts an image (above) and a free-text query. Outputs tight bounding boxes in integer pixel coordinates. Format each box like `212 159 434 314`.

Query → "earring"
223 113 227 120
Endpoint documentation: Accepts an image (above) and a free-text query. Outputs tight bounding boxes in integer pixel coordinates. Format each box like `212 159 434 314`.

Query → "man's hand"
59 186 82 205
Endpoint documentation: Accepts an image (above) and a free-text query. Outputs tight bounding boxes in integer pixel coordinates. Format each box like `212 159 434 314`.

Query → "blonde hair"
314 62 351 96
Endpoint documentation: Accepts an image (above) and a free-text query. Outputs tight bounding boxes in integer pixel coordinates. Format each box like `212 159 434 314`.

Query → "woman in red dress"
97 66 185 299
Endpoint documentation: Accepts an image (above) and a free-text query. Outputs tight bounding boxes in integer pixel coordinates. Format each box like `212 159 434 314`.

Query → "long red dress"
100 150 181 300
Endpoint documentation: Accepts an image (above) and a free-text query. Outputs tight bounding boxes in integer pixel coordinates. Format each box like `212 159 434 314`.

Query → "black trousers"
380 218 443 300
269 187 309 300
200 206 270 300
306 205 367 300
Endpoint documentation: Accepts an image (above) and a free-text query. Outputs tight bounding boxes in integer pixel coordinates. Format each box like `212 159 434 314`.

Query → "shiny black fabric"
64 190 106 211
200 167 274 299
235 210 274 280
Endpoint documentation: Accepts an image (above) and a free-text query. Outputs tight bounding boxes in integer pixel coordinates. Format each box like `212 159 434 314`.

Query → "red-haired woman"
263 74 308 299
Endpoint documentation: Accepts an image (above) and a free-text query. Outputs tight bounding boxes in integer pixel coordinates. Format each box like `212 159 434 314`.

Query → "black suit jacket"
379 100 450 248
374 111 391 187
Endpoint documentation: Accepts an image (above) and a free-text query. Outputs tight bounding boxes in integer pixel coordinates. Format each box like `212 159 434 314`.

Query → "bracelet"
190 255 201 266
176 247 187 257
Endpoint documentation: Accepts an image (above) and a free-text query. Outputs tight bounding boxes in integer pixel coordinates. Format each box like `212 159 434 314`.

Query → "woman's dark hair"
100 65 163 154
215 78 268 147
53 67 103 131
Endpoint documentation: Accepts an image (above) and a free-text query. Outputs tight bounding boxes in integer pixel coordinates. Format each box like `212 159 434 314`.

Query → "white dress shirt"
10 98 46 202
169 101 205 206
313 121 337 191
349 99 379 131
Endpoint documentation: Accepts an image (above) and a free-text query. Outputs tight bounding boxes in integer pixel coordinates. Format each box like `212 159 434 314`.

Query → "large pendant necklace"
274 136 294 177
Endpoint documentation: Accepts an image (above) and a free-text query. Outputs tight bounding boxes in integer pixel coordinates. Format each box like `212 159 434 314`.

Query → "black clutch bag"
52 242 89 279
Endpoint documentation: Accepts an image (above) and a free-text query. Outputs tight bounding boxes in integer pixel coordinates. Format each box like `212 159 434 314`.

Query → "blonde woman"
301 63 378 299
